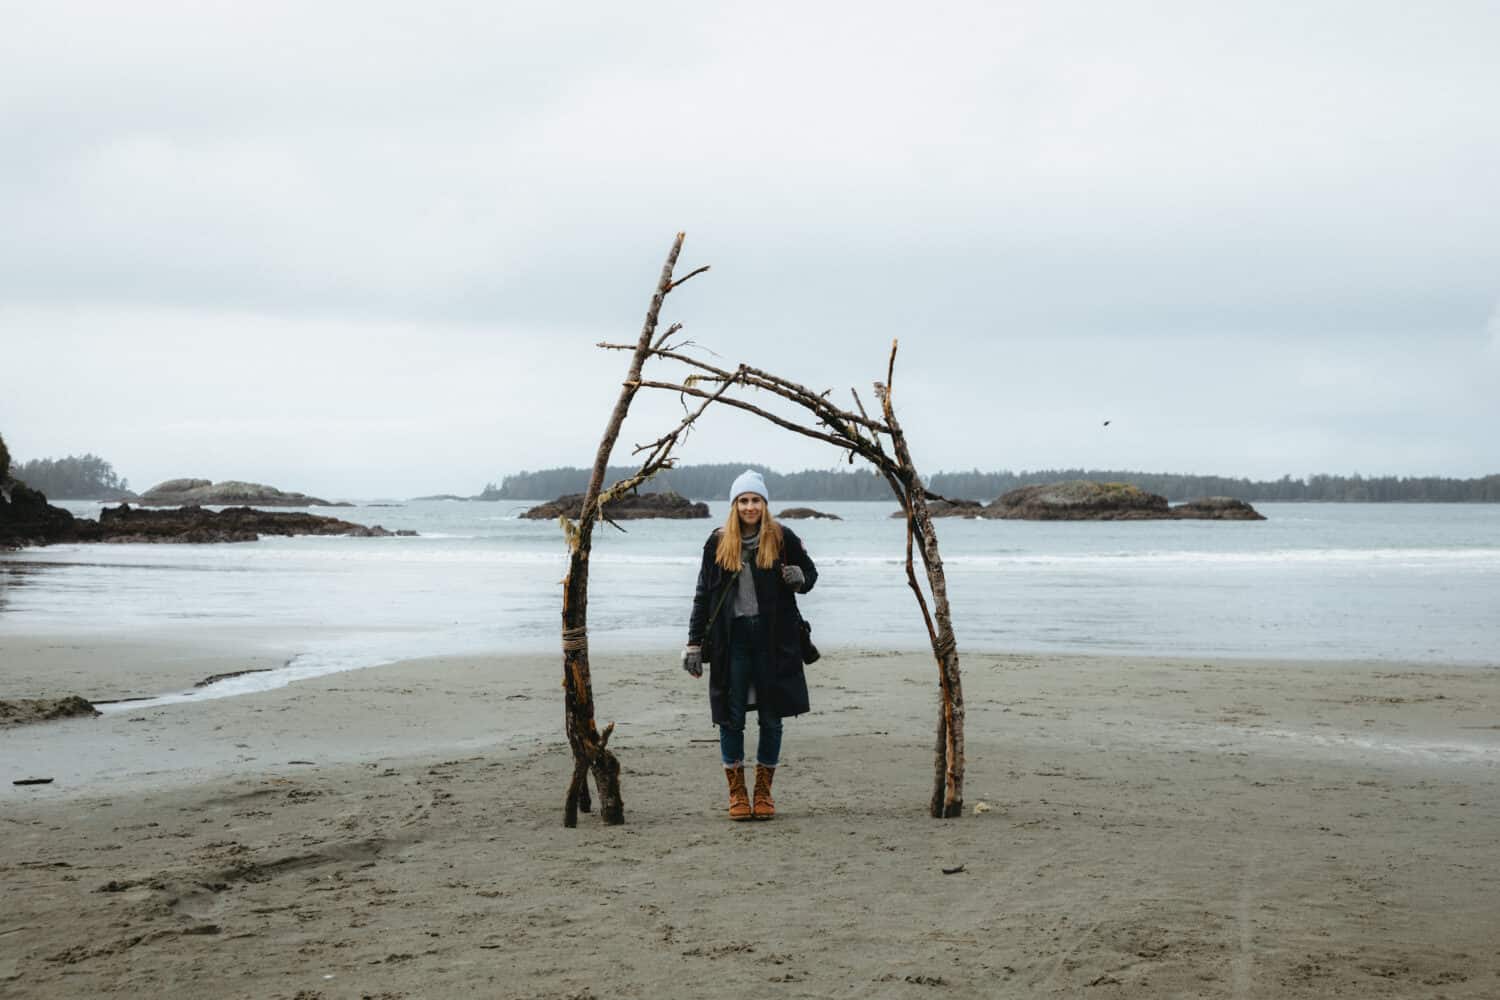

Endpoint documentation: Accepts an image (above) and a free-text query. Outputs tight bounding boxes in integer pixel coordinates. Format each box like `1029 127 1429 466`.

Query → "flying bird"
1102 420 1111 427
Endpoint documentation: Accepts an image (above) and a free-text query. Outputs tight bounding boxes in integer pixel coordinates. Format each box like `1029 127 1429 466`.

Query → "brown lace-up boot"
725 766 752 821
752 765 776 820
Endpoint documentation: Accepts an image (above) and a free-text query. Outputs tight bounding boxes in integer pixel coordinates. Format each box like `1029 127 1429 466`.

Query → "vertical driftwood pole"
913 495 965 818
885 425 965 814
879 341 965 816
560 233 687 827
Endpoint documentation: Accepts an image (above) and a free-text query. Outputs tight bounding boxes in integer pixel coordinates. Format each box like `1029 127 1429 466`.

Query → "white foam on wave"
822 547 1500 569
94 652 391 712
94 629 517 713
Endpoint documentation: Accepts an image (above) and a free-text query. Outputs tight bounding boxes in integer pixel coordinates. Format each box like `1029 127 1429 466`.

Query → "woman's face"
735 493 765 529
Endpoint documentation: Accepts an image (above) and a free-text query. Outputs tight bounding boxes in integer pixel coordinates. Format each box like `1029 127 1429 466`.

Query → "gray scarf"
732 527 760 619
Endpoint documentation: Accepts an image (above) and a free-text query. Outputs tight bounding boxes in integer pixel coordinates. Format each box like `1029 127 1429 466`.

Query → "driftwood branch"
650 322 683 351
633 380 878 460
601 342 896 439
610 374 741 491
877 341 965 816
667 265 711 291
560 232 713 828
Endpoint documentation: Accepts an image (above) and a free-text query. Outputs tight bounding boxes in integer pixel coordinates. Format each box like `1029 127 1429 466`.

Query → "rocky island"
92 504 417 542
134 478 348 507
2 499 417 548
521 490 709 520
2 440 414 548
892 497 985 518
2 441 417 548
986 481 1264 520
778 507 842 520
900 481 1264 520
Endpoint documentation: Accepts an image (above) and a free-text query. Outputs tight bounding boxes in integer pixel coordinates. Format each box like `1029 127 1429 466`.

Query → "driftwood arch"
558 234 966 826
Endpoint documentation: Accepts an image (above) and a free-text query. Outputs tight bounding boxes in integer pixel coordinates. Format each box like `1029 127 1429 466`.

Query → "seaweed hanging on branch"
558 232 724 827
600 332 968 818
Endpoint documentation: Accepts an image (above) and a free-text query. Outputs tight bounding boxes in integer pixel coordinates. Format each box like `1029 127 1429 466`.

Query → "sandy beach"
2 637 1497 999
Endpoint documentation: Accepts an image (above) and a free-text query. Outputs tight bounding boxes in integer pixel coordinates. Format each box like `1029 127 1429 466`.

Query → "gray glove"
781 564 806 590
682 645 703 678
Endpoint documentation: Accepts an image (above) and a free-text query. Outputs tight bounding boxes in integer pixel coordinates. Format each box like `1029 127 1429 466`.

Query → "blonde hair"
715 504 783 572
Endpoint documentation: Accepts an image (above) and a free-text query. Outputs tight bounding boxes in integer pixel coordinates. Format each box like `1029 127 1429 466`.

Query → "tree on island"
0 432 10 483
10 454 134 500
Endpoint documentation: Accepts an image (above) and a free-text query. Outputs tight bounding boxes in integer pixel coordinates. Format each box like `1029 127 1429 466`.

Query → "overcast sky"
3 1 1497 498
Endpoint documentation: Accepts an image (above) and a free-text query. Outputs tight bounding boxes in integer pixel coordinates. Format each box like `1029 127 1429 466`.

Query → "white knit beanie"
728 469 769 504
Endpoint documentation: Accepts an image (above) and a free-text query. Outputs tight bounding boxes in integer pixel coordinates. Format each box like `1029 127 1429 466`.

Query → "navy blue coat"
687 525 818 725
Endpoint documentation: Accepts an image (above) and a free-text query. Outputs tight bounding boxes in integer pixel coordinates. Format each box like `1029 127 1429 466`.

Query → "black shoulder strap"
704 568 738 636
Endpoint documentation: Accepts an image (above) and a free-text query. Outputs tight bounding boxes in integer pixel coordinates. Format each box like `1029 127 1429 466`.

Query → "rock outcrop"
778 507 842 521
3 492 416 548
982 481 1264 520
95 504 417 542
521 490 710 520
2 436 410 545
890 497 985 519
1169 496 1267 520
136 479 346 507
984 481 1170 520
1 479 90 548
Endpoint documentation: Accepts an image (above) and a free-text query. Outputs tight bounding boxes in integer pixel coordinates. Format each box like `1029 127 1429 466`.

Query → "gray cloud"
2 1 1496 493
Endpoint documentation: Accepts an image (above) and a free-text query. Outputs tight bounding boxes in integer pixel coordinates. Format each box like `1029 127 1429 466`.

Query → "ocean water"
1 500 1496 703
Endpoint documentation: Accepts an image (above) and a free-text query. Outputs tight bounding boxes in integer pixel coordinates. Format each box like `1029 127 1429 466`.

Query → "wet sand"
2 636 1498 998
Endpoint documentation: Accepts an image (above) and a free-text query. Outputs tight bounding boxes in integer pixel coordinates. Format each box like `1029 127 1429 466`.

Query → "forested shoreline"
487 465 1500 503
11 450 1496 503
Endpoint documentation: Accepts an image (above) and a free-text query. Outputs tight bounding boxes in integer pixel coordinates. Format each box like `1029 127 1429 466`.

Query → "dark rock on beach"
1170 496 1267 520
135 478 346 507
982 480 1264 520
0 696 101 728
2 489 417 547
521 490 709 520
2 443 404 547
95 504 418 542
1 479 86 548
778 507 842 521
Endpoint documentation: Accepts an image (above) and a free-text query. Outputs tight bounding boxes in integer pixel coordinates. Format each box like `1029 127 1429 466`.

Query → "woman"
683 470 818 821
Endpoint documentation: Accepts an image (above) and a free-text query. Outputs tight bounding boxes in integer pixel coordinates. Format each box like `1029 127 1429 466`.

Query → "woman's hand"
780 565 806 591
681 645 703 678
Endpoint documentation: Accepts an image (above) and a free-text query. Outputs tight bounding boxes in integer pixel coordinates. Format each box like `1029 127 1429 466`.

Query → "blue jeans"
718 615 783 767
